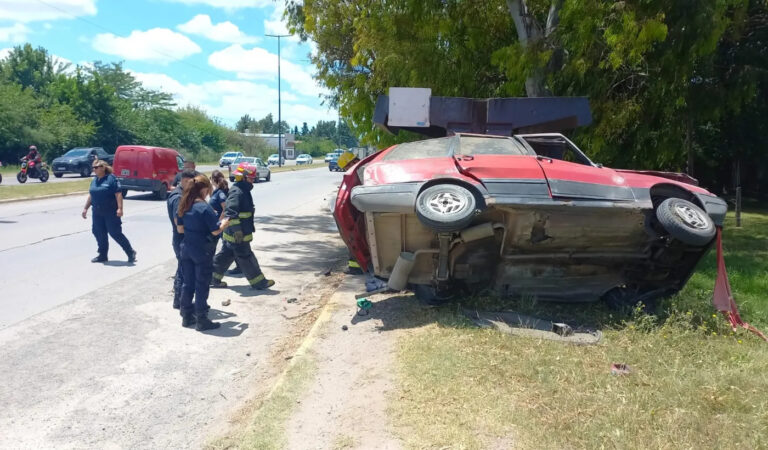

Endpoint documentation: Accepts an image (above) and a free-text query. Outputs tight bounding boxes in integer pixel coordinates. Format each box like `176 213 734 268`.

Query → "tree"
0 44 65 94
301 122 309 136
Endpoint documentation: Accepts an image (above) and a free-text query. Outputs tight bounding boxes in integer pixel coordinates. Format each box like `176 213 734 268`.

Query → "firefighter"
336 151 364 275
167 169 197 310
211 165 275 290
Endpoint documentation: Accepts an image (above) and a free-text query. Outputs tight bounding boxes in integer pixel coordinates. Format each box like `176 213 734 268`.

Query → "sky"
0 0 336 128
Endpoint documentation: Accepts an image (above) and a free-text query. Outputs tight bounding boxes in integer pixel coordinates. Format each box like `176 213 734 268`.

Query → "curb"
0 190 90 204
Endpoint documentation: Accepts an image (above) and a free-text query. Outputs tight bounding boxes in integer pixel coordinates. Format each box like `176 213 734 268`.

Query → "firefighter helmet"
233 165 256 181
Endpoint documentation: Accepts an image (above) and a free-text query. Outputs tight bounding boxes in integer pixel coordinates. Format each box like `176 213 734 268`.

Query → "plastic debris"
610 363 632 376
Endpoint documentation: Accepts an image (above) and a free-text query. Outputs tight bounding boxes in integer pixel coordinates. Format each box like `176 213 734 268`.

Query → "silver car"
228 156 271 182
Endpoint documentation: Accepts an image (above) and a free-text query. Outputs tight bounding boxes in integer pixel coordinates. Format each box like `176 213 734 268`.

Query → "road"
0 167 350 447
0 161 301 186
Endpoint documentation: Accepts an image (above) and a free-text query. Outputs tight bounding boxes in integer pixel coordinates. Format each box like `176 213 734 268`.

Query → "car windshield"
223 152 239 157
64 149 89 157
382 137 454 161
457 136 529 156
233 157 255 164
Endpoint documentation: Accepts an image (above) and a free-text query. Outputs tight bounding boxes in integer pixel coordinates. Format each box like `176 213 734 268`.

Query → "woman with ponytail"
176 175 229 331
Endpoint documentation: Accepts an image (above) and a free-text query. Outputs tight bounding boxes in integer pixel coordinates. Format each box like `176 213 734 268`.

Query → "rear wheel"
155 183 168 200
80 166 91 177
266 172 271 182
415 184 478 232
655 198 715 246
54 172 63 178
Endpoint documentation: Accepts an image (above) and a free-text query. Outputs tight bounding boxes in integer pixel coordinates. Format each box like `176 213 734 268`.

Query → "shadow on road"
255 214 347 273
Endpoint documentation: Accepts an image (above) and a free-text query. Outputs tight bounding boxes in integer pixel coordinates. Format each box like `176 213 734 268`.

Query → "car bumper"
52 162 86 173
117 178 163 192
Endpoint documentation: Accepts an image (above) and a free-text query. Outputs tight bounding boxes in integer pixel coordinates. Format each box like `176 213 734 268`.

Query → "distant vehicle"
219 151 244 167
52 147 113 178
113 145 183 200
296 154 313 165
228 156 271 182
17 157 49 183
328 154 343 172
267 154 285 165
324 149 344 163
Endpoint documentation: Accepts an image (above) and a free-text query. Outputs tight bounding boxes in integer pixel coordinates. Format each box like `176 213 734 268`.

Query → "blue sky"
0 0 336 128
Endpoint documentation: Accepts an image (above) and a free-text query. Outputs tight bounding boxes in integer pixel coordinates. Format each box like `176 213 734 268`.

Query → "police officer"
82 160 137 263
176 175 230 330
336 151 363 274
211 166 275 290
167 169 198 310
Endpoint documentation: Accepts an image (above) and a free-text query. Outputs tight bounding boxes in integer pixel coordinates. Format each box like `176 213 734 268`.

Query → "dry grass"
389 208 768 449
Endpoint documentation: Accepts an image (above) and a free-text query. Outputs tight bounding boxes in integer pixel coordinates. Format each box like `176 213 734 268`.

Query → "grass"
389 207 768 449
0 162 328 202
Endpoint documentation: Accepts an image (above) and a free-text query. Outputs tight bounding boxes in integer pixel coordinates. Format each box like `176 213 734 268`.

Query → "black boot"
195 316 220 331
172 292 180 310
181 315 197 328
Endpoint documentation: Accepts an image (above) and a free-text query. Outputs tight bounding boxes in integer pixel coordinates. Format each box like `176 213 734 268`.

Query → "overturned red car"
333 94 727 307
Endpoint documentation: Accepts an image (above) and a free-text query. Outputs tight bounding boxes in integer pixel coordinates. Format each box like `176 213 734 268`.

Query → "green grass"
389 208 768 449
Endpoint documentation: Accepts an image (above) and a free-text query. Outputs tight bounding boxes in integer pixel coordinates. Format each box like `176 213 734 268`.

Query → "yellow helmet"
337 151 357 170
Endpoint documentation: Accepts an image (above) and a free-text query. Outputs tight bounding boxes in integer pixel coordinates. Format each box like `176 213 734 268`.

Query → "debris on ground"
610 363 632 375
221 299 231 307
463 309 602 345
286 297 298 303
341 325 348 331
356 298 373 316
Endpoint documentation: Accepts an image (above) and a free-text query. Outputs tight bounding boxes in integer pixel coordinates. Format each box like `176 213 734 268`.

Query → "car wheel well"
418 178 487 210
649 183 703 209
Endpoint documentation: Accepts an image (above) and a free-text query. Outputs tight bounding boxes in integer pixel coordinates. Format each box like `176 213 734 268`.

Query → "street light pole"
266 33 290 168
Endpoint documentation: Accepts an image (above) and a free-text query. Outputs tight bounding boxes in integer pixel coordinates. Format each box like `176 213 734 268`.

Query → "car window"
521 136 592 165
457 136 529 156
382 137 454 161
65 149 88 157
176 156 184 170
96 148 107 157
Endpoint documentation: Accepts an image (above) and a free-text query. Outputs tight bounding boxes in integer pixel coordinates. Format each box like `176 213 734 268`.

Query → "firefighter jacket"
222 180 255 243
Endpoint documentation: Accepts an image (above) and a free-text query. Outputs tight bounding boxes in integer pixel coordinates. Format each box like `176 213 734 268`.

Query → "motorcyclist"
24 145 42 177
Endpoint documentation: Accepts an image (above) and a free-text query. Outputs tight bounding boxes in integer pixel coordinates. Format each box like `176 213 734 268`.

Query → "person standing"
82 160 137 263
176 175 229 330
211 166 275 290
210 170 242 275
173 160 197 187
167 169 198 310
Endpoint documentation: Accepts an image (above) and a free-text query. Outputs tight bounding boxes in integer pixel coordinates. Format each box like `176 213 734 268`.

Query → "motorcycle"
18 157 49 183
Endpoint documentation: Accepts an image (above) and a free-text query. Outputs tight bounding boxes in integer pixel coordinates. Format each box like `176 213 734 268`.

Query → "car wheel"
655 198 715 246
121 189 128 198
412 284 453 306
266 172 271 182
415 184 478 232
230 176 234 182
80 166 91 177
54 172 63 178
155 183 168 200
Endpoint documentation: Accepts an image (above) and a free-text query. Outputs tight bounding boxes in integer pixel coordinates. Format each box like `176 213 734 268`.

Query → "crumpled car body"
333 133 727 305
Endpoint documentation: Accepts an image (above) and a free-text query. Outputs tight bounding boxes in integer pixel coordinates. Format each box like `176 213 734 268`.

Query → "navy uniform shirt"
167 186 183 238
90 174 120 216
178 201 219 248
209 188 228 217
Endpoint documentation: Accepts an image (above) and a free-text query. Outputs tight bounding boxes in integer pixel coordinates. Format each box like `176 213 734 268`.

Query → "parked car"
219 151 244 167
267 154 285 165
228 156 271 182
296 154 313 165
113 145 183 200
333 133 727 306
51 147 113 178
324 150 344 163
328 154 343 172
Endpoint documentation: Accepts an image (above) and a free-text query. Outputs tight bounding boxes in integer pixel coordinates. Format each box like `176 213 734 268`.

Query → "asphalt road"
0 166 335 329
0 161 301 186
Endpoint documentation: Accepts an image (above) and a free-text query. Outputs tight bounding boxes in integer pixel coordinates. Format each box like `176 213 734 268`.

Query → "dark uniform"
90 173 135 261
167 185 183 309
212 180 272 288
178 202 219 319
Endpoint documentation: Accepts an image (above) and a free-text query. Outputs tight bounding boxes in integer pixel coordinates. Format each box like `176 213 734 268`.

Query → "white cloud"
0 23 30 43
93 28 201 63
160 0 272 9
177 14 258 44
131 71 335 127
208 45 322 98
0 0 96 22
0 47 11 60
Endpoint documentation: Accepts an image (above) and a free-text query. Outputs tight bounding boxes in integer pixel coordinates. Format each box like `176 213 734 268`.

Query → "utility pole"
266 33 290 168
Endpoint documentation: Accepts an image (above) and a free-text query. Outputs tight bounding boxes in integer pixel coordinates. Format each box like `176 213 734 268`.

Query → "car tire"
266 172 271 182
655 198 715 246
229 176 235 182
54 172 63 178
80 166 91 177
155 183 168 200
415 184 478 232
121 189 128 198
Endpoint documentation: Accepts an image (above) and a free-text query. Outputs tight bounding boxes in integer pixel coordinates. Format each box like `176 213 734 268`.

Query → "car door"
520 135 635 201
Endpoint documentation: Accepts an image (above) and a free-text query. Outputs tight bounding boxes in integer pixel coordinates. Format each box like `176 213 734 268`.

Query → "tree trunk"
506 0 561 97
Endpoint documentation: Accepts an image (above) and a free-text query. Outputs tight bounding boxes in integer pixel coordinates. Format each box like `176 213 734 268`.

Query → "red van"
113 145 184 199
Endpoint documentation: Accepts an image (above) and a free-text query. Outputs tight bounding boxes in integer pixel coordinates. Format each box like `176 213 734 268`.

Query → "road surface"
0 167 350 448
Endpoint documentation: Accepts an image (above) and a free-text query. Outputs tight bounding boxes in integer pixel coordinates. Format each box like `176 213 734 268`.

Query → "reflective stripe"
248 274 265 285
348 260 361 268
239 212 253 218
213 272 223 281
222 233 253 243
228 219 240 225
